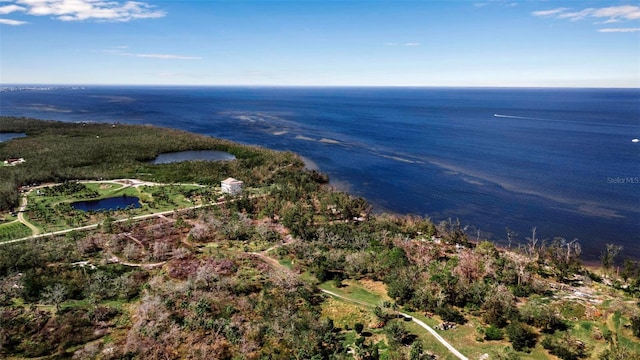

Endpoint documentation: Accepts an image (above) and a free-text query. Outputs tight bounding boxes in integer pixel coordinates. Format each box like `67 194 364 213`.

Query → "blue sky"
0 0 638 87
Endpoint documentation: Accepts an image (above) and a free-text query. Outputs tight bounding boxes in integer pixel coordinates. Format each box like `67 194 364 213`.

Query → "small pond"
0 133 27 143
150 150 236 164
71 196 141 212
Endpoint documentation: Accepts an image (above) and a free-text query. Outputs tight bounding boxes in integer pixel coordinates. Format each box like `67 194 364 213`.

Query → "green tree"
482 284 518 328
506 322 537 352
620 259 637 282
385 321 409 347
410 340 424 360
485 325 505 340
102 216 115 234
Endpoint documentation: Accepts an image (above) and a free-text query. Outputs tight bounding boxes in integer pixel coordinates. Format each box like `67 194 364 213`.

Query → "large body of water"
1 86 638 260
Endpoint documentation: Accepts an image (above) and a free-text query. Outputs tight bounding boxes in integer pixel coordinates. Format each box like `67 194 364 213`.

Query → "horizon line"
2 83 639 90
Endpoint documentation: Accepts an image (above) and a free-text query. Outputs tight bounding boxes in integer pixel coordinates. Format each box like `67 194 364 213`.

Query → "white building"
221 177 243 195
3 158 25 166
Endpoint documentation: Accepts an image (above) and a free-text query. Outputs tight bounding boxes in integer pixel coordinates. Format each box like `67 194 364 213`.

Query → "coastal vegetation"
0 117 304 211
1 118 639 360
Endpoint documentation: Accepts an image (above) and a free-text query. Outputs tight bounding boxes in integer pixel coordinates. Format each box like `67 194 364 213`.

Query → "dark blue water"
71 196 140 212
151 150 235 164
1 86 639 260
0 132 26 142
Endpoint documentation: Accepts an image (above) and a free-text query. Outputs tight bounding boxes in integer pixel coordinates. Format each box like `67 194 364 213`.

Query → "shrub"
436 306 467 324
541 335 589 360
506 322 537 352
485 325 505 340
385 321 410 346
631 316 640 338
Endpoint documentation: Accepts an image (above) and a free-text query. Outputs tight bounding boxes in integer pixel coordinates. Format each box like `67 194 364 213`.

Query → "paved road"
320 289 468 360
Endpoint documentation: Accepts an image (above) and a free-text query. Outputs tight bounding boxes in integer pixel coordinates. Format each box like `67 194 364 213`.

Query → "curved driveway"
320 289 468 360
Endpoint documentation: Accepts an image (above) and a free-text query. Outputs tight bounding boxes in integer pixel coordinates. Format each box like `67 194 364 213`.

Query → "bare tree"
526 226 539 260
42 283 67 312
505 227 517 249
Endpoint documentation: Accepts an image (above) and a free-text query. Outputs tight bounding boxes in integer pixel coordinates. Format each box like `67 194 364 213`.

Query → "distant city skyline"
1 0 639 87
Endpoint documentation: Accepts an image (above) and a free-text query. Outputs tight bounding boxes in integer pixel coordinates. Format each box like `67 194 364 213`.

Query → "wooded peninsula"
0 117 638 360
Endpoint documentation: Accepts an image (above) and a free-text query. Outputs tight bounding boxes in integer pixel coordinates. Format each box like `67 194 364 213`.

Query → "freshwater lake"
71 196 141 212
0 132 26 143
151 150 235 164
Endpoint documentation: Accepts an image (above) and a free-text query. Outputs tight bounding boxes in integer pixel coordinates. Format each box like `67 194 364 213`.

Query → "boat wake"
494 114 542 120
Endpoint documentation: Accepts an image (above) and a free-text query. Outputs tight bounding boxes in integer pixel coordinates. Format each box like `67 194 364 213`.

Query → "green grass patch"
561 301 586 319
278 258 293 269
22 181 220 234
0 221 32 241
0 213 18 223
319 279 390 306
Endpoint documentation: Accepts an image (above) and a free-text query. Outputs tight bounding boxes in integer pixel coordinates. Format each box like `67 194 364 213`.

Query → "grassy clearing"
320 293 455 360
320 279 391 305
278 258 293 269
0 221 31 242
19 180 221 237
0 213 18 223
321 297 378 329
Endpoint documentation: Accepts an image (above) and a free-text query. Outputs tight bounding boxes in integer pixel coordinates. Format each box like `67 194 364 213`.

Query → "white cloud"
134 53 202 60
101 47 202 60
0 4 24 14
2 0 165 22
474 0 517 9
0 17 26 24
532 8 570 17
593 5 640 21
533 5 640 23
598 27 640 33
384 42 421 47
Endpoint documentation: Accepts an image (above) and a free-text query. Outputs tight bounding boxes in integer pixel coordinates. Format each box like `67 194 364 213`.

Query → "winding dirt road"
320 289 468 360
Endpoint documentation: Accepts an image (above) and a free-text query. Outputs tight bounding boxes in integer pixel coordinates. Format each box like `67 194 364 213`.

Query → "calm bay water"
1 86 639 260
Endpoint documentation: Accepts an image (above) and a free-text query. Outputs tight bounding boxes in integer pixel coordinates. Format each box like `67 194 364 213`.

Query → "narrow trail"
108 254 166 269
4 179 468 359
251 240 469 360
17 195 40 235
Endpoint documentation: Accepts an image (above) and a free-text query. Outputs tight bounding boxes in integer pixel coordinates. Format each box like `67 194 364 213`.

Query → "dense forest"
1 118 639 360
0 117 306 211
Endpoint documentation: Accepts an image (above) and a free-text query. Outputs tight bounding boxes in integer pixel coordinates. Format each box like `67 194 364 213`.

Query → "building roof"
221 177 243 185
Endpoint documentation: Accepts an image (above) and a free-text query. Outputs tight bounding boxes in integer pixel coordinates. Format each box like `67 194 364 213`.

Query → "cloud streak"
384 42 421 46
533 5 640 23
0 17 26 24
532 8 569 17
134 53 203 60
1 0 165 23
598 27 640 33
101 47 203 60
0 4 24 14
